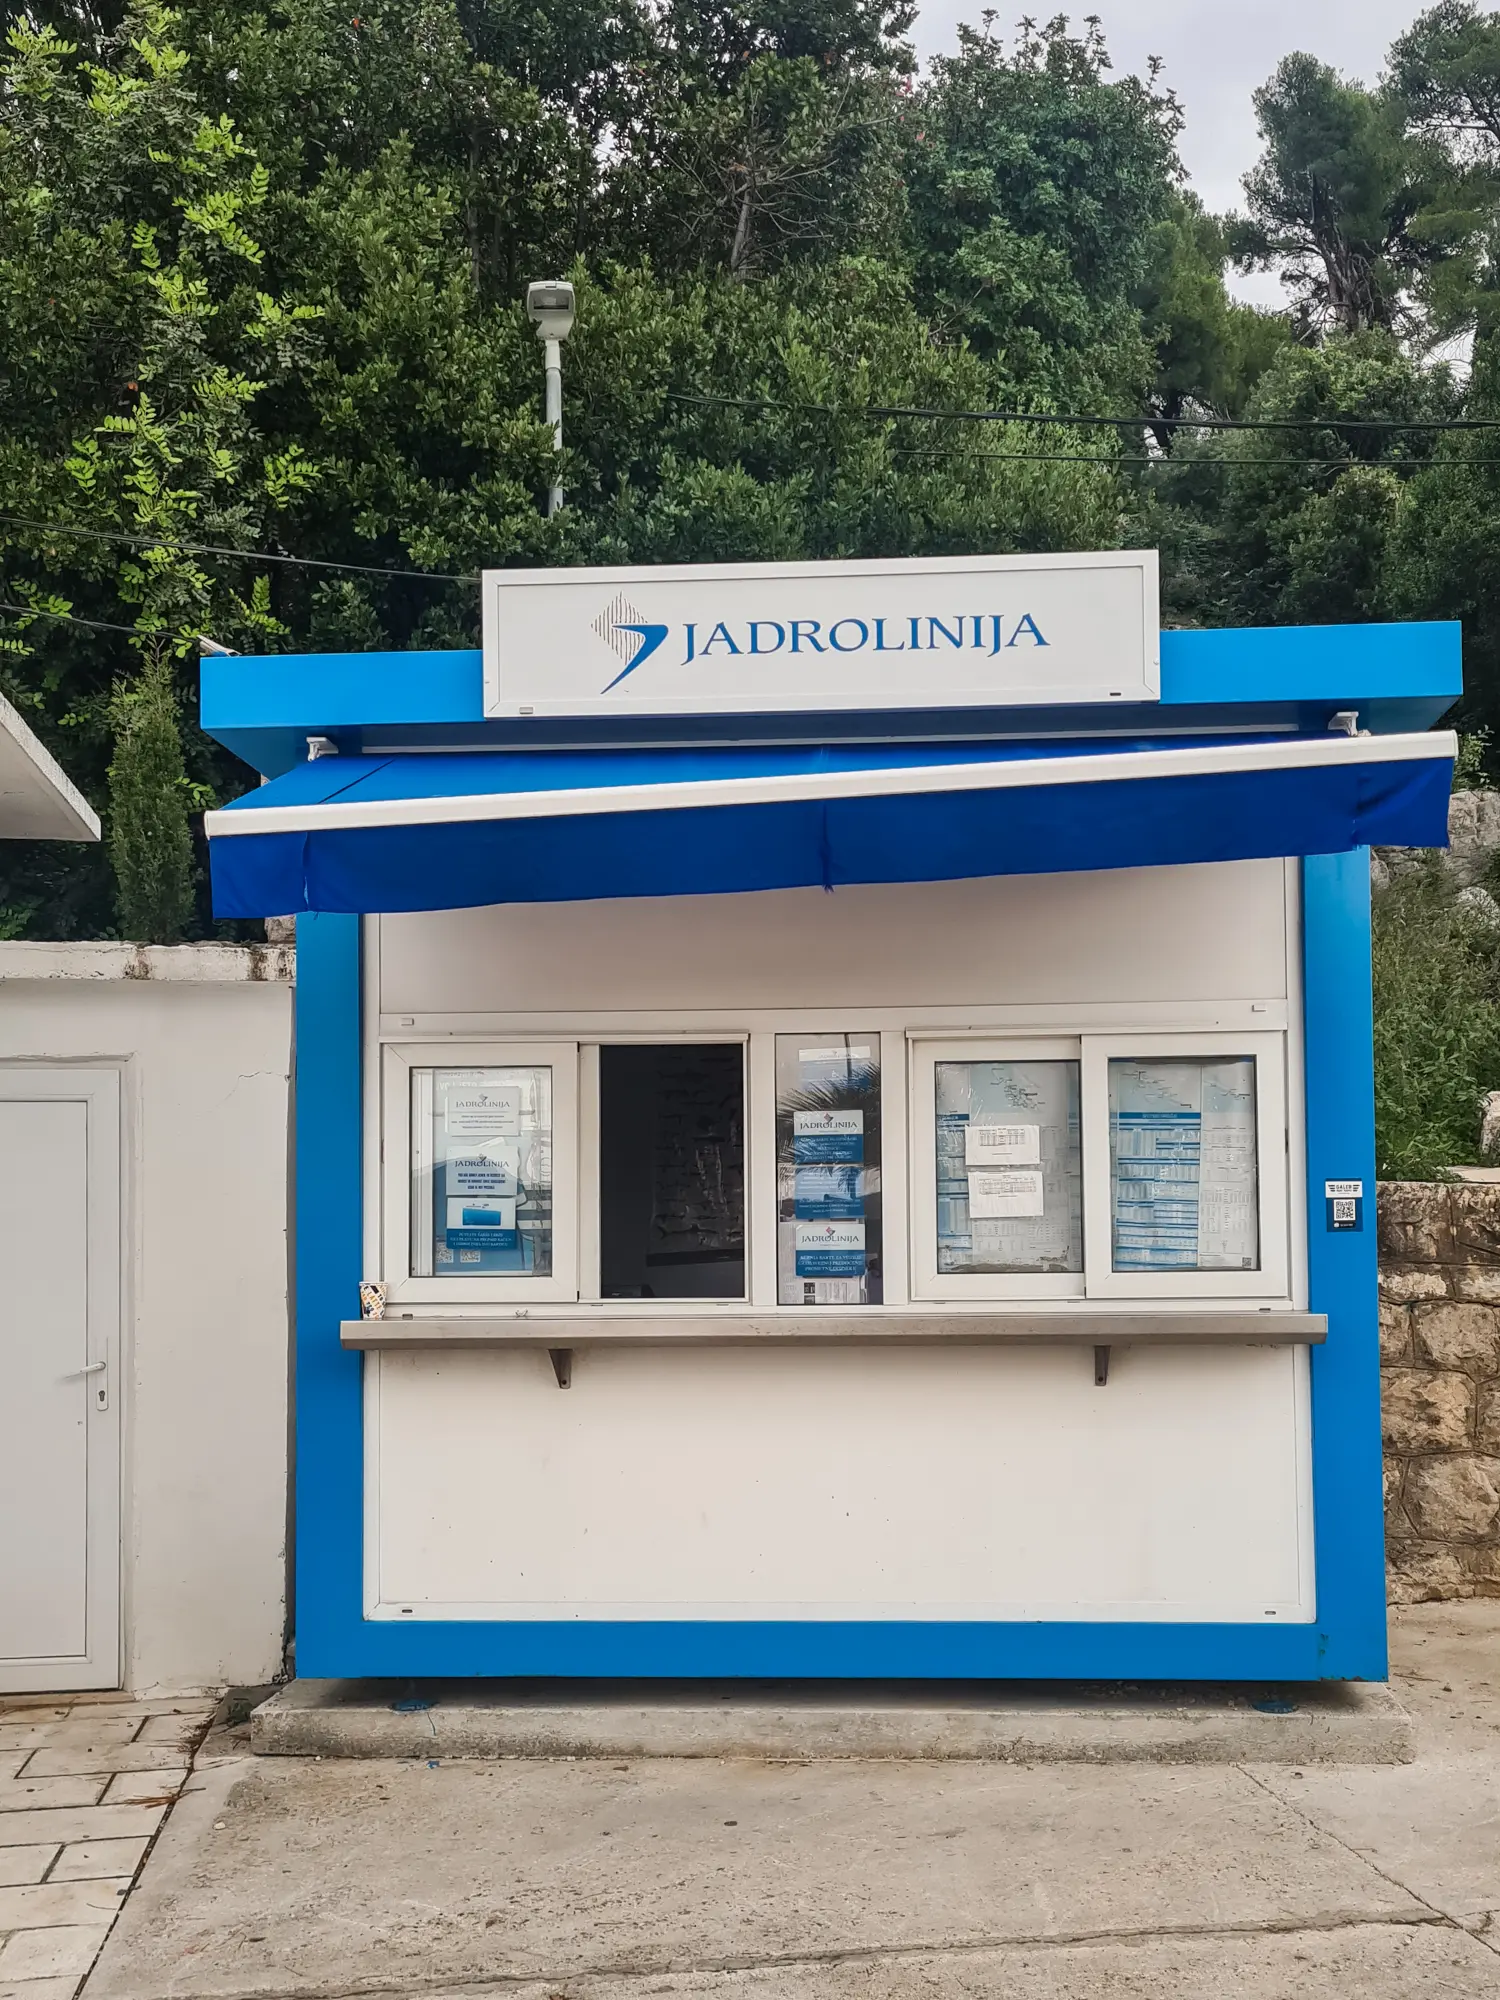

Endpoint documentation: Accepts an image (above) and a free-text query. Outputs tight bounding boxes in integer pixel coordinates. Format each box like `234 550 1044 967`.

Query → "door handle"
66 1360 109 1409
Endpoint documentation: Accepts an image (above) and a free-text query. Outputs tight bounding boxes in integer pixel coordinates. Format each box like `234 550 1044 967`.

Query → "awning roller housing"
206 730 1456 917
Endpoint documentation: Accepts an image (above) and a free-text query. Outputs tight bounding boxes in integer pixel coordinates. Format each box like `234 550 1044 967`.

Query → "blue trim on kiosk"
291 860 1389 1680
203 619 1461 775
268 613 1450 1681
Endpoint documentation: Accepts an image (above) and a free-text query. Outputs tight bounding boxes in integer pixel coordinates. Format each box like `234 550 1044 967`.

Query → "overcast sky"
910 0 1429 304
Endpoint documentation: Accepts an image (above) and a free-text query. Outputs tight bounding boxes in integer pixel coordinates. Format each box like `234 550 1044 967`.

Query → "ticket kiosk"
203 551 1459 1680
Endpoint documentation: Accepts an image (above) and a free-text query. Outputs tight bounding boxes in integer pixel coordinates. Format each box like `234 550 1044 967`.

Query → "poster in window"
935 1059 1082 1274
1108 1056 1258 1272
412 1066 553 1277
776 1036 881 1304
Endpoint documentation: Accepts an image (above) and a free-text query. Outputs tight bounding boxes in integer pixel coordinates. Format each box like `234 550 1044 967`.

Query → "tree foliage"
24 0 1500 947
107 647 194 940
0 0 1190 936
1230 53 1459 336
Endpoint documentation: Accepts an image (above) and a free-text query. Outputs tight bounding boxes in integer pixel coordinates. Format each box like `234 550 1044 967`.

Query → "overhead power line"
0 601 142 635
669 390 1500 435
0 513 475 583
888 445 1500 468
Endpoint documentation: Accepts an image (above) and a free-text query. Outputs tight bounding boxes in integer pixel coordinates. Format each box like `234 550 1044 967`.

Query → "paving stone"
0 1846 57 1888
0 1721 141 1754
0 1761 25 1787
24 1748 193 1782
0 1927 109 1980
47 1840 147 1884
130 1717 210 1749
0 1780 105 1816
97 1774 184 1809
0 1979 81 2000
69 1700 210 1724
0 1807 166 1851
0 1878 130 1929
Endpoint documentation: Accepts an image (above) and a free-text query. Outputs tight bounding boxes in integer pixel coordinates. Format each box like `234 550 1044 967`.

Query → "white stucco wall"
0 941 293 1692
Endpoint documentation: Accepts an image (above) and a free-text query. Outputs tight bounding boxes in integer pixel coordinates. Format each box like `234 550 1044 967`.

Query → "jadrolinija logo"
591 591 1049 694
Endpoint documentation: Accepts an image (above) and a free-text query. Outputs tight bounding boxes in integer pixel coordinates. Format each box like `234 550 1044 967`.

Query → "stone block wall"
1380 1181 1500 1601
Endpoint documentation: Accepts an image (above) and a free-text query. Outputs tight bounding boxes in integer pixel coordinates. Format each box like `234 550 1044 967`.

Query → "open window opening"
599 1044 746 1299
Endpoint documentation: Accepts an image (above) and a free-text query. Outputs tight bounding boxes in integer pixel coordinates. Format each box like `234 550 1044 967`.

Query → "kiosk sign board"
482 550 1160 719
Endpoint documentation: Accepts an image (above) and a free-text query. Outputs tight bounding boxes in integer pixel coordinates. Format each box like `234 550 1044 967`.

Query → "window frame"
585 1034 751 1305
381 1040 580 1304
908 1035 1086 1301
1081 1030 1290 1300
373 1023 1293 1313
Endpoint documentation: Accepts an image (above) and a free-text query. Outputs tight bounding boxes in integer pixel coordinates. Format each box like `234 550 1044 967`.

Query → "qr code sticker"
436 1247 454 1264
459 1249 482 1263
1333 1197 1357 1223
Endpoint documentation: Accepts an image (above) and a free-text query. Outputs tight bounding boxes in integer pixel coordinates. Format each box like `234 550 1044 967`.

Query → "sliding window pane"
935 1059 1081 1274
1108 1056 1259 1272
776 1035 882 1305
600 1045 745 1298
411 1066 552 1277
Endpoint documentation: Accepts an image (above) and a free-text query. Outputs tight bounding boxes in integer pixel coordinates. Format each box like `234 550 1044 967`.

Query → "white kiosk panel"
369 1343 1308 1620
364 857 1311 1627
378 860 1291 1018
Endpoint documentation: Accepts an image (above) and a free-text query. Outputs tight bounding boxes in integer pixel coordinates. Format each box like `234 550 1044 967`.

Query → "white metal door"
0 1069 120 1691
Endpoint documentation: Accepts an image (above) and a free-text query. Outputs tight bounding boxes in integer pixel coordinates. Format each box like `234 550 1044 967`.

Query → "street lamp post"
525 280 577 517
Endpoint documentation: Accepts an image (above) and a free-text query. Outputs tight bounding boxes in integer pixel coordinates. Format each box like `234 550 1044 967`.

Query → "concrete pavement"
78 1605 1500 2000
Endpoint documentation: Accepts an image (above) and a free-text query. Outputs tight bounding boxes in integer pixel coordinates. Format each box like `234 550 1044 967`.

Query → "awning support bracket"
549 1346 573 1389
1094 1344 1111 1387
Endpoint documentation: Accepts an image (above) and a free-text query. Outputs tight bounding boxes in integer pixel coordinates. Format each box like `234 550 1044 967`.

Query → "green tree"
0 7 317 932
1373 860 1500 1178
903 13 1183 406
106 648 194 940
0 3 1185 938
1144 332 1457 628
1134 193 1292 450
1388 2 1500 338
1232 53 1453 335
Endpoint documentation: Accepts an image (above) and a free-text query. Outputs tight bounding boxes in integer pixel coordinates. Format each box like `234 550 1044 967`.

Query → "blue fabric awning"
205 732 1456 917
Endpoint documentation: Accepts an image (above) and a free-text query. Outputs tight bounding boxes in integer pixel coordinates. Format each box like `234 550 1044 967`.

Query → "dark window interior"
599 1044 745 1298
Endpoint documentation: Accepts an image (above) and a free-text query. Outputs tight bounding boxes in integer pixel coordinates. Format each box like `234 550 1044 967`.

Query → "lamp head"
525 279 576 342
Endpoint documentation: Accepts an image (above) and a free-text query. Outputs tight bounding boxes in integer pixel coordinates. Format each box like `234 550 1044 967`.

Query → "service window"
381 1042 579 1302
1081 1033 1289 1299
598 1043 746 1299
774 1033 883 1306
909 1039 1084 1300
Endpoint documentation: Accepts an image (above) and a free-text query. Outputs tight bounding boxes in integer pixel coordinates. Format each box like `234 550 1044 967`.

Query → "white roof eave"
0 689 100 842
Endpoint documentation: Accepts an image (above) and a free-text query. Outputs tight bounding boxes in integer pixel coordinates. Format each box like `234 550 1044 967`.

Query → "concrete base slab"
198 1928 1500 2000
83 1751 1434 2000
251 1676 1413 1765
